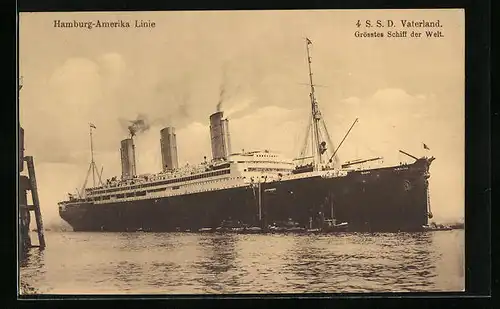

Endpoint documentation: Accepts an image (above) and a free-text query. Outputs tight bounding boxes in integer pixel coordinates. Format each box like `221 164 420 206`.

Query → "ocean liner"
58 38 435 232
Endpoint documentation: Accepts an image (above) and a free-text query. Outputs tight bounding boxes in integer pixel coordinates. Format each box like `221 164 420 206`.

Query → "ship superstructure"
59 38 434 232
71 148 297 205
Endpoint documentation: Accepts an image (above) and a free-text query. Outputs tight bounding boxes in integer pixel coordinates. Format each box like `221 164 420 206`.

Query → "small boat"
322 220 349 232
243 226 263 234
306 228 321 234
333 222 349 229
198 227 213 233
285 226 306 233
268 225 283 233
229 227 245 233
322 195 349 232
215 220 245 233
269 219 306 233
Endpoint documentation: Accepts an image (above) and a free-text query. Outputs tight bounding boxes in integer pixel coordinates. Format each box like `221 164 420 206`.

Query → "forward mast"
306 38 322 170
302 38 335 171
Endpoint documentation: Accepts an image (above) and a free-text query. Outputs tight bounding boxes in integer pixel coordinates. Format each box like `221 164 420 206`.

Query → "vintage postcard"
19 9 464 294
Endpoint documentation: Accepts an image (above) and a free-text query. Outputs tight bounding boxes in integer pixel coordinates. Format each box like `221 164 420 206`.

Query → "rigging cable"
299 118 312 163
80 164 92 197
320 116 338 164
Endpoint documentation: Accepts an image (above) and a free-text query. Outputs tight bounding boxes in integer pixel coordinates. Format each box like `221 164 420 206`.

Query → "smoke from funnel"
216 85 225 112
216 63 230 112
119 114 151 137
223 98 253 118
214 61 251 115
118 99 191 139
128 118 150 137
177 102 190 119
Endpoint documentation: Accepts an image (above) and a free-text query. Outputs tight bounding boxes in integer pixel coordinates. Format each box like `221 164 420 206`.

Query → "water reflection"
19 230 464 294
118 232 149 251
22 248 45 270
195 234 240 293
19 248 46 294
392 233 436 290
110 233 204 293
233 234 296 293
282 232 439 292
111 260 145 291
284 235 332 291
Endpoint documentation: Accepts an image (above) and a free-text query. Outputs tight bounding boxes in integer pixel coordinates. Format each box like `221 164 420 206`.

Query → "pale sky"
19 9 464 227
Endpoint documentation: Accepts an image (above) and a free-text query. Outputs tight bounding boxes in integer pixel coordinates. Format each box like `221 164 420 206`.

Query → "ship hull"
258 159 431 232
59 159 432 232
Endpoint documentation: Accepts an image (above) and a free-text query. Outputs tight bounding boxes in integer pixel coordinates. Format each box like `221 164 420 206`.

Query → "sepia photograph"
18 9 465 294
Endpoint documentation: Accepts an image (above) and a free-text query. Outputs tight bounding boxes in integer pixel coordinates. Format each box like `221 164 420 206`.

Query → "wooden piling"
25 156 46 250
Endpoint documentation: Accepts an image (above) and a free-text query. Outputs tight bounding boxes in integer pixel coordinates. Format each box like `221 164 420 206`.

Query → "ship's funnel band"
120 138 137 180
160 127 178 171
210 111 231 161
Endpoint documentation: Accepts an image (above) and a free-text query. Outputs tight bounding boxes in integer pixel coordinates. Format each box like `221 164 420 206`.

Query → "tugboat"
320 193 349 232
322 219 349 232
305 216 322 234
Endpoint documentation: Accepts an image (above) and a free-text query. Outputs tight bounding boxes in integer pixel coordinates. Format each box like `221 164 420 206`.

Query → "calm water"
20 230 464 294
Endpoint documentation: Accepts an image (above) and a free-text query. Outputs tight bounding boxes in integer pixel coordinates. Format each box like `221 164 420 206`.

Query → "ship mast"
296 38 343 171
305 38 323 170
80 123 102 196
90 124 96 187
